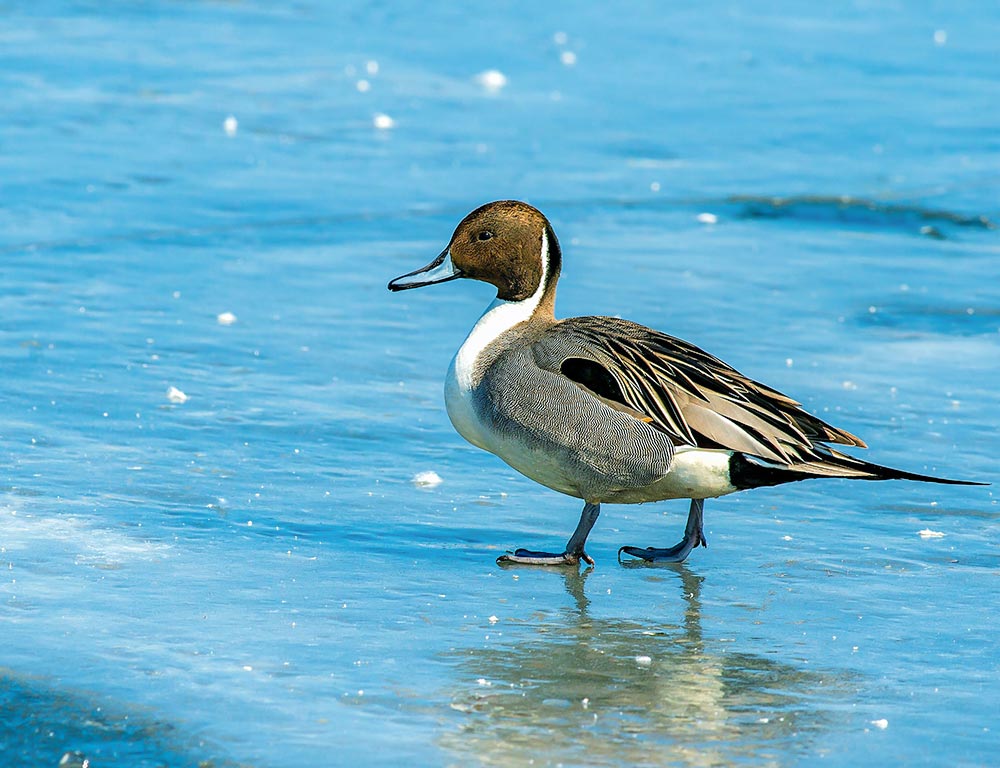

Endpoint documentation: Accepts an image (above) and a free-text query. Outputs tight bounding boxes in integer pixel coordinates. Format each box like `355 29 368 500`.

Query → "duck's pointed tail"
730 446 987 490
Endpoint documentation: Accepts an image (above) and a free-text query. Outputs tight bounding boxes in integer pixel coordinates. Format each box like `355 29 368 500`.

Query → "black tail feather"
860 461 987 486
729 449 987 491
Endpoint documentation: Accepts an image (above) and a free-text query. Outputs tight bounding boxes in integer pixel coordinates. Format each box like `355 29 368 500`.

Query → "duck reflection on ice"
442 567 851 766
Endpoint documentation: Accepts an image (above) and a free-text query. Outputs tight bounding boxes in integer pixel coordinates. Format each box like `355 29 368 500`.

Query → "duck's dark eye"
477 230 494 241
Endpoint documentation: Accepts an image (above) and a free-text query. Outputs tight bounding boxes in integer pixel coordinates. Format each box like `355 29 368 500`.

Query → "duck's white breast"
444 231 551 454
444 297 537 453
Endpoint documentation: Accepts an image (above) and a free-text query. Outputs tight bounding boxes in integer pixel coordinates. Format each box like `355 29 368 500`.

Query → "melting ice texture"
2 1 999 766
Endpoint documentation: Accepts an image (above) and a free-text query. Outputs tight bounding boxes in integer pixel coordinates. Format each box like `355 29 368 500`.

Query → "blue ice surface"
2 2 998 766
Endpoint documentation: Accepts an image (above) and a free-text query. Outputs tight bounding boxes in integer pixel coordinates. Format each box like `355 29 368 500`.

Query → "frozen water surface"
2 2 998 766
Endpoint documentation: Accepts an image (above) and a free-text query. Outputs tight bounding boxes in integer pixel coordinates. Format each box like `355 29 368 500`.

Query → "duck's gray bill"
387 248 463 291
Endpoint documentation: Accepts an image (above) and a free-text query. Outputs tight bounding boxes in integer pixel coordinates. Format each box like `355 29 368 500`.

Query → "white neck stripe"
450 228 549 391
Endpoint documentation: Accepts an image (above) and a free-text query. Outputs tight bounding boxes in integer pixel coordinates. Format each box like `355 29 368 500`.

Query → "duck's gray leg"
498 502 601 566
618 498 706 564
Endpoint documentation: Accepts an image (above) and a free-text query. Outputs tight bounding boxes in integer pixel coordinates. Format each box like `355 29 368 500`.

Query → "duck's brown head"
388 200 562 310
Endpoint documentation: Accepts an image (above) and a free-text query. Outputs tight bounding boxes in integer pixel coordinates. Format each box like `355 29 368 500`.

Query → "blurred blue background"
2 2 997 765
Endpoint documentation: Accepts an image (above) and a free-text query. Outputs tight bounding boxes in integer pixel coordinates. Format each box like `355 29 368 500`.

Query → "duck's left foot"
618 498 706 564
497 502 601 568
497 549 593 567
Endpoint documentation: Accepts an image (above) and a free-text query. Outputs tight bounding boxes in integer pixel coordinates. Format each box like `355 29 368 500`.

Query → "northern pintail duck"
388 200 981 566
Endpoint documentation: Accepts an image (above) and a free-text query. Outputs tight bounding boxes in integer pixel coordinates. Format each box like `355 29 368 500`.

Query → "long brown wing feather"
543 316 866 464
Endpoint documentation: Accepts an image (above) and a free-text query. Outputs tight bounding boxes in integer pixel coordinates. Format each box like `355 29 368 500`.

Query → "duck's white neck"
450 229 551 392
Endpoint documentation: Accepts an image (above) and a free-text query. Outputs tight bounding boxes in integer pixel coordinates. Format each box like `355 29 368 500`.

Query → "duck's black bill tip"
387 271 463 292
386 278 410 292
387 248 462 292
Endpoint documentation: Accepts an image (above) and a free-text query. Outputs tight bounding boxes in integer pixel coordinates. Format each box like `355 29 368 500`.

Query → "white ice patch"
412 471 442 488
475 69 508 92
2 506 171 569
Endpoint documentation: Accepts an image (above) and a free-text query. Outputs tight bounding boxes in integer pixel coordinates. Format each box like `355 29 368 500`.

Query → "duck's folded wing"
532 315 866 465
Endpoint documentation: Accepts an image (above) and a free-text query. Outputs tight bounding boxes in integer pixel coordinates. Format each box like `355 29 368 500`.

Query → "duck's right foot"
617 498 706 565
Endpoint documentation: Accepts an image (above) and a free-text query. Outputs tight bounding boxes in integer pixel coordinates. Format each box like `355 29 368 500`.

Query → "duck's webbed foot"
497 502 600 567
618 498 706 564
497 549 593 566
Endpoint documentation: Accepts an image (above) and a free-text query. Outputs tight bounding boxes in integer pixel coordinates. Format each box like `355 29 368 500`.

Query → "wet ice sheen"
2 2 998 767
